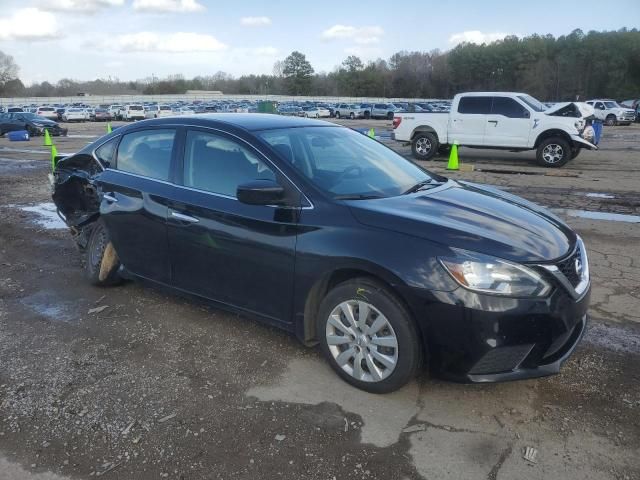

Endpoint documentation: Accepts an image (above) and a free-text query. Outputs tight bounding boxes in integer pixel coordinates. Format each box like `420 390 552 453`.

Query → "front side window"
259 126 437 199
95 137 118 166
491 97 529 118
458 97 491 114
116 129 176 181
183 130 275 198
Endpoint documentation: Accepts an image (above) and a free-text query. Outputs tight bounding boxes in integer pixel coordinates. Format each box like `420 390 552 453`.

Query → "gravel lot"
0 117 639 479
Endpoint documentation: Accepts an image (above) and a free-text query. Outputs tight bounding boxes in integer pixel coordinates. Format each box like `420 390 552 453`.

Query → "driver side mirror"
237 179 285 206
522 109 530 118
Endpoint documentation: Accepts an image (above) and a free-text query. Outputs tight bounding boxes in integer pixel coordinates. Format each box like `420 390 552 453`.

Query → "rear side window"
491 97 529 118
458 97 491 114
116 129 176 181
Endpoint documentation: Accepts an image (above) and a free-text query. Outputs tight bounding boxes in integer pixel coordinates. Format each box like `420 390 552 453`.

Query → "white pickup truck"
392 92 597 167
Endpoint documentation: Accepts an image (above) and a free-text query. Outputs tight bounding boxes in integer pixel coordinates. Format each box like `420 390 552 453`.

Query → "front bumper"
412 281 590 383
33 125 68 136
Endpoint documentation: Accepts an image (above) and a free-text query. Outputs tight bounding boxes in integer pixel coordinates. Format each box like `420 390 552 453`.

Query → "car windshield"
258 126 438 199
517 94 546 112
604 101 620 108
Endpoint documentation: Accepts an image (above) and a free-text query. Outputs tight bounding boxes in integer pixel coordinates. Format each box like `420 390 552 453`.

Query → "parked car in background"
7 107 24 113
35 106 59 120
585 99 636 126
51 114 590 393
300 106 331 118
0 112 68 137
62 108 87 122
108 105 123 120
393 92 597 167
122 105 145 121
145 104 174 119
371 103 400 120
92 108 112 122
618 99 639 122
335 103 365 119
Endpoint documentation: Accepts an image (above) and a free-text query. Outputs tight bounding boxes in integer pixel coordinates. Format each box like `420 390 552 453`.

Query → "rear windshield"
129 105 143 110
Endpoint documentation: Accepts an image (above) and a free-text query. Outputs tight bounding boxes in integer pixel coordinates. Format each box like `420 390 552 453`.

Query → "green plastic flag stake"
447 142 459 170
43 129 52 146
51 144 58 171
368 128 375 138
107 123 112 134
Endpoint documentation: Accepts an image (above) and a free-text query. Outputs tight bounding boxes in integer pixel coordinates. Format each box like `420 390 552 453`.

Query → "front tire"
317 278 422 393
605 114 616 126
350 112 355 119
536 136 571 167
85 219 122 286
411 132 439 160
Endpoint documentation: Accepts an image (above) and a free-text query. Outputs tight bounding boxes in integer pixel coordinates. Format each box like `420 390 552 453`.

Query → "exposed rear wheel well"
534 129 573 148
411 127 439 143
302 269 417 346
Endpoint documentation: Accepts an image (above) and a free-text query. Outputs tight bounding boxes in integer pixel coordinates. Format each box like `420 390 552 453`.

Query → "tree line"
1 28 638 101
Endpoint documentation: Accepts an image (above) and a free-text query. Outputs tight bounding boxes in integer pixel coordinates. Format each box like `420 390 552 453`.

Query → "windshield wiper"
402 179 437 195
333 194 384 200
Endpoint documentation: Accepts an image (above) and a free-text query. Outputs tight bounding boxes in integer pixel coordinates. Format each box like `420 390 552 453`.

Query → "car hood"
545 102 594 118
348 181 575 262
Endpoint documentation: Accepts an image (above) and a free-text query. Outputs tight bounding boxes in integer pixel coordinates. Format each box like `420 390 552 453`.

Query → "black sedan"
51 114 590 393
0 112 68 137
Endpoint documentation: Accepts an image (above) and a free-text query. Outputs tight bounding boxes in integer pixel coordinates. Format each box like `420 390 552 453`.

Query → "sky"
0 0 638 85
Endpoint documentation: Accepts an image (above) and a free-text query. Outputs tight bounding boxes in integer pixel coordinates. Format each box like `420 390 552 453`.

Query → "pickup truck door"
449 96 491 146
484 96 533 148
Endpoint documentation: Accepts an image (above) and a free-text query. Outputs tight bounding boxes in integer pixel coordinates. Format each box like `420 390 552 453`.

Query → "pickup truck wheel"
387 112 394 120
536 137 571 167
350 112 355 119
411 132 438 160
335 112 340 119
605 114 616 126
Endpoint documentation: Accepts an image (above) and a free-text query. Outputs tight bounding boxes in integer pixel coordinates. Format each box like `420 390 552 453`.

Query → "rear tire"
335 112 341 119
387 112 394 120
411 132 439 160
605 114 616 126
85 219 122 286
316 278 422 393
536 136 571 167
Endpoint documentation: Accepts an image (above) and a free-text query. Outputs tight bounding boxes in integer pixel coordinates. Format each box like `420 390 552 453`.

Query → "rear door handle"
103 193 118 203
170 210 199 223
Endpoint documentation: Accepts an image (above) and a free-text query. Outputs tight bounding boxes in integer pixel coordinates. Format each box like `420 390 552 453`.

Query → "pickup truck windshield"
259 126 437 199
518 95 546 112
604 101 620 108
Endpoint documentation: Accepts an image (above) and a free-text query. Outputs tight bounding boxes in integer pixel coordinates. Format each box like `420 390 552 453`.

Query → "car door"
165 128 300 324
485 96 533 147
593 102 606 121
449 96 491 146
96 127 178 284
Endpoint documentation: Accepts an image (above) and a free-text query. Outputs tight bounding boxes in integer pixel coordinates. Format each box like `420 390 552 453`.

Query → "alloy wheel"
542 143 564 164
325 300 398 382
415 137 432 156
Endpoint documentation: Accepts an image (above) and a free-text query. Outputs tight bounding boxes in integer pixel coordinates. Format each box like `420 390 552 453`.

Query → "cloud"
448 31 514 45
240 16 271 27
132 0 205 13
40 0 124 13
0 8 59 41
113 32 227 52
321 25 384 45
252 46 278 56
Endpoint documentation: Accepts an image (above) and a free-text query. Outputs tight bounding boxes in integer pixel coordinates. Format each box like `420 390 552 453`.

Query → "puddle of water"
583 192 615 199
0 146 73 156
553 208 640 223
18 202 67 229
66 134 99 139
584 323 640 354
21 291 78 324
475 168 541 176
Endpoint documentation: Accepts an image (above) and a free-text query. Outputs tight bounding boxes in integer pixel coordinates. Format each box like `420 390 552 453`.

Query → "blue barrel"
7 130 30 141
592 120 603 145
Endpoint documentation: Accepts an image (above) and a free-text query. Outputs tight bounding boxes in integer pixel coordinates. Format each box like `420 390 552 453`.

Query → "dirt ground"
0 118 639 480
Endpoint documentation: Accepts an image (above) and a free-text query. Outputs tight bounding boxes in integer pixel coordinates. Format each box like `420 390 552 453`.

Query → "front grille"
556 247 582 287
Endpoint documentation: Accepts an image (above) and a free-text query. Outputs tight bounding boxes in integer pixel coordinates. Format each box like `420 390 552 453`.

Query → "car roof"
122 113 336 132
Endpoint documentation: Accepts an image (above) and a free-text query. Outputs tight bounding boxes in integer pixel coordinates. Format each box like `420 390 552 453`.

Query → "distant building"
185 90 223 95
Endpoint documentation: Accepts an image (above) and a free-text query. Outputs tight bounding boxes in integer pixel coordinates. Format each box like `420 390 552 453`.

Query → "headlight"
574 120 585 131
440 251 551 297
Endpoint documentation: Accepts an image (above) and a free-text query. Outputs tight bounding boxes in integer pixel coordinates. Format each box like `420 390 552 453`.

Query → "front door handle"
103 193 118 203
170 210 199 223
488 120 498 125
